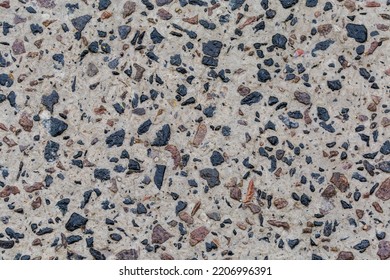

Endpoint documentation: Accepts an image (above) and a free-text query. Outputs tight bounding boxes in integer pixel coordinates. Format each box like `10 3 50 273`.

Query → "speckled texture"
0 0 389 260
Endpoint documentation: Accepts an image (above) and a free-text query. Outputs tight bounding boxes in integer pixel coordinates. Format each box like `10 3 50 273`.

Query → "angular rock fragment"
190 226 209 246
65 213 88 231
152 224 173 244
330 172 349 192
375 177 390 201
199 168 220 187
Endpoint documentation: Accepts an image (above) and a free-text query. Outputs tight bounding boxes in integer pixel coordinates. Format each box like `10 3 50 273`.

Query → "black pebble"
151 124 171 146
106 129 125 147
71 15 92 32
176 201 188 214
317 107 330 121
94 168 111 181
346 23 367 43
46 117 68 137
41 90 59 113
353 240 370 252
327 80 342 91
65 213 88 231
137 203 147 214
199 168 220 187
241 91 263 105
288 239 300 249
154 164 166 189
44 140 60 162
257 69 271 83
272 33 287 49
210 151 224 166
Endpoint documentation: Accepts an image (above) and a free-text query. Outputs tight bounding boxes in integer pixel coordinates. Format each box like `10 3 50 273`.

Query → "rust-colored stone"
190 226 209 246
245 203 261 214
356 209 364 219
3 136 17 147
19 113 33 132
160 253 174 260
330 172 349 192
24 182 44 193
321 185 337 198
267 220 290 230
372 201 383 213
193 123 207 147
31 197 42 210
151 224 173 244
230 187 242 201
123 1 136 18
375 177 390 201
157 8 172 20
0 185 20 198
165 145 181 169
179 211 194 224
317 24 333 36
243 179 255 204
337 251 354 260
191 200 201 216
183 15 198 24
273 198 288 209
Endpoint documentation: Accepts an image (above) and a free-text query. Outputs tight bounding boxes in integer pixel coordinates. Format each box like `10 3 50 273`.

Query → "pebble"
65 213 88 232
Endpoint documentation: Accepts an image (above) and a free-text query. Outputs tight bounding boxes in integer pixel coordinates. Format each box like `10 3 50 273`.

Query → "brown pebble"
31 197 42 210
377 241 390 260
317 24 333 36
157 8 172 20
133 63 145 82
165 145 181 170
193 123 207 147
237 85 250 96
183 15 198 24
294 91 311 105
244 203 261 214
191 200 201 216
382 117 390 127
179 211 194 224
32 238 42 246
304 108 312 124
366 1 381 7
189 226 209 246
101 11 112 19
330 172 349 192
3 136 17 147
321 185 337 198
372 201 383 213
236 222 247 230
18 113 33 132
230 187 242 201
151 224 173 244
273 198 288 209
337 251 354 260
0 185 20 198
344 0 356 12
0 0 10 8
24 182 44 193
356 209 364 219
12 39 26 55
375 177 390 201
267 219 290 230
160 253 174 260
116 249 138 260
123 1 136 18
